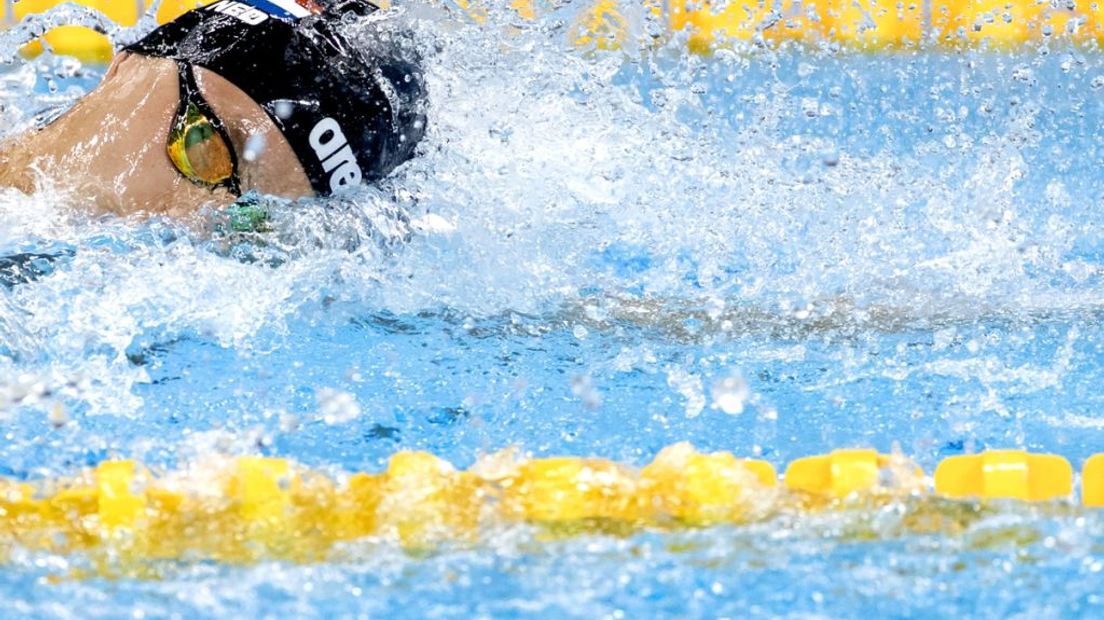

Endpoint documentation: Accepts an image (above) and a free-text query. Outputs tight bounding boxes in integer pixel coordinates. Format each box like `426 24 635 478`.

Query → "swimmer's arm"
0 139 20 190
0 54 130 195
0 136 35 194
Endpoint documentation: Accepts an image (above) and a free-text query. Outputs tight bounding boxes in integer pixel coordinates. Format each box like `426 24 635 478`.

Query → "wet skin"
0 53 313 217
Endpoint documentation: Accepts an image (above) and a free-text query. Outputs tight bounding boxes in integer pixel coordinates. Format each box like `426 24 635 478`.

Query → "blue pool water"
4 3 1104 617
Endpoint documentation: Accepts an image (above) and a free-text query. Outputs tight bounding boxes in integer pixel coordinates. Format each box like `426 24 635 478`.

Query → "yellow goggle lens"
167 103 235 186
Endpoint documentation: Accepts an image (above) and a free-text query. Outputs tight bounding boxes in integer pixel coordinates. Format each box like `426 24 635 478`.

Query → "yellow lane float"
0 443 1096 570
3 0 1102 63
784 448 924 501
6 0 149 63
374 451 484 548
640 442 776 525
934 450 1073 501
3 0 210 62
570 0 633 52
499 456 641 524
1083 454 1104 507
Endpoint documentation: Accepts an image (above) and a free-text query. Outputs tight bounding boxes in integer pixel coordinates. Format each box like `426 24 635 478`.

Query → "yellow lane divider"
1075 453 1104 507
0 443 1095 567
784 448 927 504
934 450 1073 501
3 0 207 62
6 0 147 63
2 0 1101 63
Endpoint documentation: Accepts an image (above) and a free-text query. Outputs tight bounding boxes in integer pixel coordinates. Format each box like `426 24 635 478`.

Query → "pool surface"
3 1 1104 617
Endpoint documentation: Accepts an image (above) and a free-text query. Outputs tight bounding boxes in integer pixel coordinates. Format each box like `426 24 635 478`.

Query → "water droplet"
667 367 705 418
274 101 294 119
710 371 749 415
48 402 68 428
316 388 361 425
242 133 267 163
279 412 300 433
1011 65 1034 84
571 374 603 409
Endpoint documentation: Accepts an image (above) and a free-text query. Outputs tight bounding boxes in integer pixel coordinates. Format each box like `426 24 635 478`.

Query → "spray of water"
0 1 1100 421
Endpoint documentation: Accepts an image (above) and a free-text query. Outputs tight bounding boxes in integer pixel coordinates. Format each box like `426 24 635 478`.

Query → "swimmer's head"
127 0 428 197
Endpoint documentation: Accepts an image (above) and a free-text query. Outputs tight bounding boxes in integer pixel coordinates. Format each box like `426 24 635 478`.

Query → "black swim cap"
126 0 427 195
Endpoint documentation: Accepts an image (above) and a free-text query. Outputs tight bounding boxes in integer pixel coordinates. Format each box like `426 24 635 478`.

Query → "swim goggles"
166 61 242 197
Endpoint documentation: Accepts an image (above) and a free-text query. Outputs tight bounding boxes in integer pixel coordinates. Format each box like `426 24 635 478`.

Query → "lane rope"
2 0 1100 62
0 443 1096 566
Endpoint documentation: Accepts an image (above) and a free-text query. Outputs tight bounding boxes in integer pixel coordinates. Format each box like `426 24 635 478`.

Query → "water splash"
0 3 1101 420
0 6 1103 615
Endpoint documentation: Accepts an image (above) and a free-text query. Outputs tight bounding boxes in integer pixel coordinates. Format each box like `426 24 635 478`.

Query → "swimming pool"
3 1 1104 617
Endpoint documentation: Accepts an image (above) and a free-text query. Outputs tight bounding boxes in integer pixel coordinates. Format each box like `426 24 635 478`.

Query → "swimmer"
0 0 427 218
